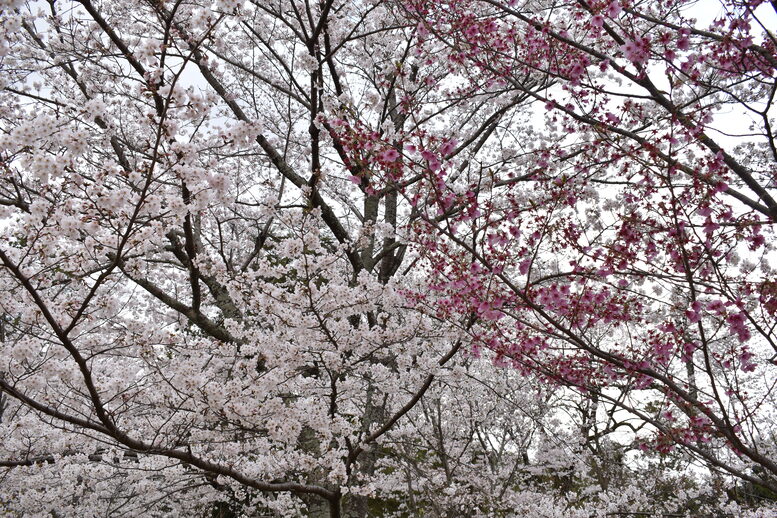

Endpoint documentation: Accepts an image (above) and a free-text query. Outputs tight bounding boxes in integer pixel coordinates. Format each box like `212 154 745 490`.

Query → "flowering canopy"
0 0 775 516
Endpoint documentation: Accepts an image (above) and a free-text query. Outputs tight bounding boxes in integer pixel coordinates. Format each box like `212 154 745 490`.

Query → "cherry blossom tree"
399 0 777 497
0 1 550 516
0 0 775 516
